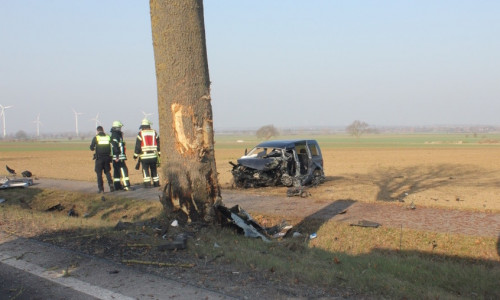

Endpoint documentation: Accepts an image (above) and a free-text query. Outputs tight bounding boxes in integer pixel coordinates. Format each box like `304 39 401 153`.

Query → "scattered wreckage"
230 139 325 188
216 205 293 241
1 165 33 189
0 177 33 189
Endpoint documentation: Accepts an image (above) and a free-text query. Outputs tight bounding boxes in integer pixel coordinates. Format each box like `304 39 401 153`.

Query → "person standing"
134 118 160 187
110 121 131 191
90 126 114 193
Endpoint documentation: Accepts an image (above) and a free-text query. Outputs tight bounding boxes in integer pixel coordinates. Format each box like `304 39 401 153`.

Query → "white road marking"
0 253 135 300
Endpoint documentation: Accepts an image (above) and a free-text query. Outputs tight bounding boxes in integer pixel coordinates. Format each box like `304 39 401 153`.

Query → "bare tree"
256 124 279 140
150 0 220 223
346 120 369 139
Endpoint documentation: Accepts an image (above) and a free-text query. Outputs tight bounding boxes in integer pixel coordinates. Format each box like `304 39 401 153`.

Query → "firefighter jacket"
90 132 112 159
110 129 127 160
134 129 160 160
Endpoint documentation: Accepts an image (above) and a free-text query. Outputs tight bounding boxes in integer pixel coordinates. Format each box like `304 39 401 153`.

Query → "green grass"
1 133 500 152
215 133 500 149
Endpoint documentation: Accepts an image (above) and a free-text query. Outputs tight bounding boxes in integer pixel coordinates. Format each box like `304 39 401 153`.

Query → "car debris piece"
114 221 134 231
6 165 16 175
21 170 32 178
46 203 64 212
0 198 5 204
287 186 311 198
68 206 78 217
0 177 33 189
263 220 293 238
350 220 381 228
216 205 293 241
157 234 187 251
230 139 325 188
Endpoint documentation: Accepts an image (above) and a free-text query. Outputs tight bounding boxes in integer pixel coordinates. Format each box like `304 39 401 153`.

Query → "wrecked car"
230 139 325 188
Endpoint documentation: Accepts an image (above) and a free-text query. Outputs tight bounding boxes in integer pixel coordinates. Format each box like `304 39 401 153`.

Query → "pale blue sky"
1 1 499 135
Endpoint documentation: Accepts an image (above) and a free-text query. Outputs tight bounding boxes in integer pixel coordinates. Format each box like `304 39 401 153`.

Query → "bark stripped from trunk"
150 0 221 223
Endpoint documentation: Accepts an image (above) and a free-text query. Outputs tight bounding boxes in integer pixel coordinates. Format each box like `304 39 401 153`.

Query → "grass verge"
0 187 498 299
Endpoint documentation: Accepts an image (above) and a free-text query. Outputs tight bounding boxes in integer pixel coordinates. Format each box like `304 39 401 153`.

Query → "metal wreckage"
0 165 33 189
230 139 325 189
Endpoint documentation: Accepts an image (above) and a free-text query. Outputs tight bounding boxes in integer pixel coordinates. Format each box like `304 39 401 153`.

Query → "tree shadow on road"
357 164 500 202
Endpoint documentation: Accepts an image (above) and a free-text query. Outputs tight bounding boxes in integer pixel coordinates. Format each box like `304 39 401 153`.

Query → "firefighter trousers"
112 159 130 190
141 157 159 187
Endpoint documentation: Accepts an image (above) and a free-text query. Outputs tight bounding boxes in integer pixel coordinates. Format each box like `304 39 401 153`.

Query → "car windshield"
245 147 283 158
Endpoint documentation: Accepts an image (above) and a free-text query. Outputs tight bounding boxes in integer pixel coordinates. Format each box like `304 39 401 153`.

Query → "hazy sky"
1 1 499 135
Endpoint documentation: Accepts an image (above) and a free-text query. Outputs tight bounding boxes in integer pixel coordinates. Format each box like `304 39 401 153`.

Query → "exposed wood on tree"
149 0 221 224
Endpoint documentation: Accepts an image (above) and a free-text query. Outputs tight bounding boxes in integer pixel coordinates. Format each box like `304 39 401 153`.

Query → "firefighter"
110 120 131 191
90 126 114 193
134 118 160 187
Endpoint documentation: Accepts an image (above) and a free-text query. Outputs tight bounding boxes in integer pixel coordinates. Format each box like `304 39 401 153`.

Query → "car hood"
237 157 280 171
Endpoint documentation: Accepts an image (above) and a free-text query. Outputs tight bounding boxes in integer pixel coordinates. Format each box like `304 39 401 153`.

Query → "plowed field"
3 142 499 212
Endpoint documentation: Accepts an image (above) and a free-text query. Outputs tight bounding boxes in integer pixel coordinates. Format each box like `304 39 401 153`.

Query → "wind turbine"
90 113 101 129
72 108 84 137
142 111 153 120
33 113 42 138
0 104 13 138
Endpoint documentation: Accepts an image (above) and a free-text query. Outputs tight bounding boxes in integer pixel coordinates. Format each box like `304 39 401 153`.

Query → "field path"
34 178 500 237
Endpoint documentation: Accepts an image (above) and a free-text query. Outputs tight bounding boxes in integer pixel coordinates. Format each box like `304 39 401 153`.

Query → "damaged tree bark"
150 0 220 223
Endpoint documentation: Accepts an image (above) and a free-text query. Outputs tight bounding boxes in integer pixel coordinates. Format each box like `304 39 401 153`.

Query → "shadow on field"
497 235 500 257
291 199 356 235
360 164 499 202
0 187 44 209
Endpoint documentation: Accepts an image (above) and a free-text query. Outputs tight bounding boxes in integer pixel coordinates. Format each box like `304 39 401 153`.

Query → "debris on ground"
0 176 33 189
157 233 187 251
122 259 195 268
350 220 381 228
68 206 78 217
6 165 16 175
21 170 33 178
216 205 293 241
409 201 416 210
286 186 311 198
46 203 65 212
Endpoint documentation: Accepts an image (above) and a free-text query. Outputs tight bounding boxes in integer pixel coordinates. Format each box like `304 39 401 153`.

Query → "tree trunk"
150 0 220 223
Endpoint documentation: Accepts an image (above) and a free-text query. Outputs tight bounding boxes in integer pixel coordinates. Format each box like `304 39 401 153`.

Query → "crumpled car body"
230 139 325 188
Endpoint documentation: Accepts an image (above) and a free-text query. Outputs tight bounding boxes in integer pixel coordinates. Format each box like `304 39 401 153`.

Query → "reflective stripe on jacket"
138 129 158 159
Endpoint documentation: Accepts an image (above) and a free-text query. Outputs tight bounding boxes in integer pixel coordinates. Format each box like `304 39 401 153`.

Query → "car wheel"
312 169 324 186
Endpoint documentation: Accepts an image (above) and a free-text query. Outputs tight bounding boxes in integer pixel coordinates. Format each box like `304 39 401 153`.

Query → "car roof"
255 139 317 149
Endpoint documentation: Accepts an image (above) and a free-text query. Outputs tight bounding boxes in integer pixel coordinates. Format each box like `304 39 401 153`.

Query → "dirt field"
4 146 500 212
2 142 499 298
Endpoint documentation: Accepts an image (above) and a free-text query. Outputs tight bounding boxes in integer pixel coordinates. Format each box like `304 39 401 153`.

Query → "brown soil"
3 146 500 298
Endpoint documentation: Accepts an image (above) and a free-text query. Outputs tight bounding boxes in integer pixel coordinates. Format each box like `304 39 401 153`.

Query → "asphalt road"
0 231 234 300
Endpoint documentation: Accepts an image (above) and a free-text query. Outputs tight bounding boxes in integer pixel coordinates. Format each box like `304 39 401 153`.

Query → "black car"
230 139 325 188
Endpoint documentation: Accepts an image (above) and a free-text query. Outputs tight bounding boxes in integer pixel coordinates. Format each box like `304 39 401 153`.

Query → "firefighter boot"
109 184 115 192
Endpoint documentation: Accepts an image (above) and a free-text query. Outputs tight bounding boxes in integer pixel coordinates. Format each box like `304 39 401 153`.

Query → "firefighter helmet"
112 120 123 128
141 118 151 126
